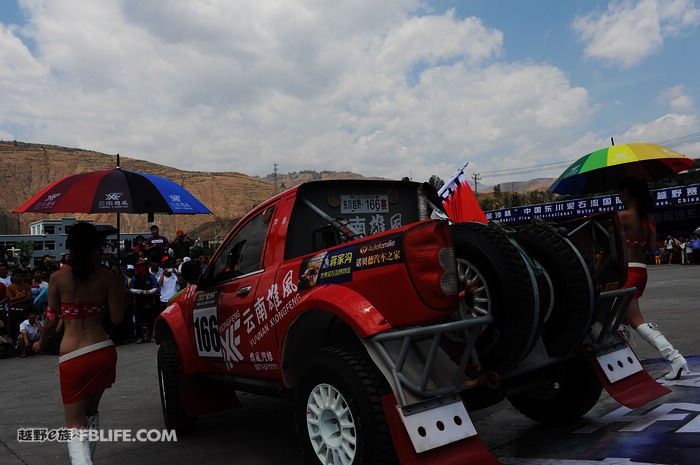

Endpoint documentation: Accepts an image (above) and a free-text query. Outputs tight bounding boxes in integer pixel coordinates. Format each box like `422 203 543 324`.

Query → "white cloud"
0 0 695 185
572 0 700 68
658 85 695 114
623 112 698 141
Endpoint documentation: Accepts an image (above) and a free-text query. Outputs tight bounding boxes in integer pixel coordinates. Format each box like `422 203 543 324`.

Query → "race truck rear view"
155 179 669 465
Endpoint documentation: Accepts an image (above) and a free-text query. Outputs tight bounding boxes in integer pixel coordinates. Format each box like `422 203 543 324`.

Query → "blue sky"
1 0 699 187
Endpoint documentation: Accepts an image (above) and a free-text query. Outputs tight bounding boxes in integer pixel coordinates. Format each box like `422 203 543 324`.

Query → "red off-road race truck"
155 179 669 465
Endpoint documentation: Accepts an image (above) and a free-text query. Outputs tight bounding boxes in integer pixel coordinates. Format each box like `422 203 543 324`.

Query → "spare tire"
512 224 594 356
450 222 540 374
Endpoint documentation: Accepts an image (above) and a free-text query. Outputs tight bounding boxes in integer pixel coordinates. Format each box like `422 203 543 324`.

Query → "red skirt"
59 342 117 404
623 264 648 298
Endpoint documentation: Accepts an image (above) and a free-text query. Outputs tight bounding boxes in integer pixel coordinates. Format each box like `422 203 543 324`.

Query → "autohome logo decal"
355 234 403 271
359 238 396 255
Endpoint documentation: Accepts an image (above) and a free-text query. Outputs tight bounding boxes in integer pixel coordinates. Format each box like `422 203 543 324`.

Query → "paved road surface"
2 264 699 464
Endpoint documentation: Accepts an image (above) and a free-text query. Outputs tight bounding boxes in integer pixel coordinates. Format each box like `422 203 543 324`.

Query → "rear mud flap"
381 394 502 465
590 347 670 409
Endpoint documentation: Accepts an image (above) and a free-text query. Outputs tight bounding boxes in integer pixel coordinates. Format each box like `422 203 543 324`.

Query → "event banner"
485 183 700 225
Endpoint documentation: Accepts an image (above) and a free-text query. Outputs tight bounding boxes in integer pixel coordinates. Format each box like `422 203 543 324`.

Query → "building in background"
0 217 148 266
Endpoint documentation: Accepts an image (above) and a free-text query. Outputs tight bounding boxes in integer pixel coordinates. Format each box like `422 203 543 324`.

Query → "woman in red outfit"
618 177 689 381
34 222 124 464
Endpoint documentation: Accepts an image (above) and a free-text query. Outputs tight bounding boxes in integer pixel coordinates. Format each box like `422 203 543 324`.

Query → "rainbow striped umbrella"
549 143 695 195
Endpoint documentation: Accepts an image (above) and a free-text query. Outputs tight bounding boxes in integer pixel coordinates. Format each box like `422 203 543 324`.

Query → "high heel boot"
635 323 690 380
67 428 92 465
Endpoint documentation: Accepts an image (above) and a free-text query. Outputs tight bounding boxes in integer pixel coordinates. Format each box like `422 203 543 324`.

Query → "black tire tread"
158 338 196 433
513 224 594 356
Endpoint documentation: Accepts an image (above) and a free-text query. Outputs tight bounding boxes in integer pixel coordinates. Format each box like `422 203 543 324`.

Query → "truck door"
200 206 277 376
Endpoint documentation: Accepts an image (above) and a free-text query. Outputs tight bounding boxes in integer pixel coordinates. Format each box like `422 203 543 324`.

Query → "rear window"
284 181 439 259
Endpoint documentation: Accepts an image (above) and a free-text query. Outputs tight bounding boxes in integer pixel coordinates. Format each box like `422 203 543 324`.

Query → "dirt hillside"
0 141 274 240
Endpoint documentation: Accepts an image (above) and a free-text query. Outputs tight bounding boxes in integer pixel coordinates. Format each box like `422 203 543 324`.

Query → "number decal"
340 194 389 214
193 306 221 358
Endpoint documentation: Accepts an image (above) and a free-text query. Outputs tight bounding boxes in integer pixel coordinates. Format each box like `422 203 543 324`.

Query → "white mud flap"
595 345 643 383
398 398 477 453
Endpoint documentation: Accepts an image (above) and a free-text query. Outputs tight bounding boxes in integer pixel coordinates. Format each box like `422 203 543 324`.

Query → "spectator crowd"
0 225 208 358
653 233 700 265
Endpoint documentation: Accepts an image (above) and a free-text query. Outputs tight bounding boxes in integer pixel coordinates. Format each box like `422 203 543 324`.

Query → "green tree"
478 196 501 211
493 184 501 198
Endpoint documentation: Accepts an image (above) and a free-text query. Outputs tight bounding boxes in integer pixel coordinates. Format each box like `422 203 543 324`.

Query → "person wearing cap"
127 260 158 343
171 229 194 260
158 266 179 313
17 309 42 357
143 225 169 263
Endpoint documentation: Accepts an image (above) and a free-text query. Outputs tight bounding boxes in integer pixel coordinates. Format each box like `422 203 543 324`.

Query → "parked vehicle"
155 179 668 465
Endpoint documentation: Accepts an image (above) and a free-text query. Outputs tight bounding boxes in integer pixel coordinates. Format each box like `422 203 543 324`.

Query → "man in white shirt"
158 268 179 312
17 309 42 357
0 264 12 287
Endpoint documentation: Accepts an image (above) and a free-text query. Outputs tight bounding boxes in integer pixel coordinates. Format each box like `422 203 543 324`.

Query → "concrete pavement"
2 264 699 465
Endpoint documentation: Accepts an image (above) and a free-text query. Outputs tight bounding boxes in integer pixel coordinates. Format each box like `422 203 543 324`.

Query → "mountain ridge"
0 141 377 240
0 140 554 240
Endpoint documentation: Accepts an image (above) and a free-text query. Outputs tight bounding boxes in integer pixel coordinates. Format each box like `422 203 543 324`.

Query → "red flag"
438 163 488 223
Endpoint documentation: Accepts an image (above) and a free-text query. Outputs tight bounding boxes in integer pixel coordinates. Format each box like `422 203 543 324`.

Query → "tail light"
403 220 458 310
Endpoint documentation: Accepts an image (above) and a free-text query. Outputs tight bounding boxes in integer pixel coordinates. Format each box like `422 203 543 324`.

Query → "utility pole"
273 163 278 194
472 173 482 193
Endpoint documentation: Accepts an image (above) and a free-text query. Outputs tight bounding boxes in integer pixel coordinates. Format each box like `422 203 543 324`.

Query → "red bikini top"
45 302 105 320
626 216 655 249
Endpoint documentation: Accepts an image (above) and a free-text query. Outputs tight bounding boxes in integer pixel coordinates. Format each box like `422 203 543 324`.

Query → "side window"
211 206 275 281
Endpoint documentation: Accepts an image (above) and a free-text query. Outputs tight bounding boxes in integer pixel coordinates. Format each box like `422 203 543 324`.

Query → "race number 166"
193 307 221 357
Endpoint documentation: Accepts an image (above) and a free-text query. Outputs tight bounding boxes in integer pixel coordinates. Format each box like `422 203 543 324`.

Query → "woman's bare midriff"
59 315 110 354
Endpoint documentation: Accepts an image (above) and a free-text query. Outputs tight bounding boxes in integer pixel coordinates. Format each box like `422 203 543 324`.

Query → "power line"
477 132 700 178
656 131 700 148
480 159 575 176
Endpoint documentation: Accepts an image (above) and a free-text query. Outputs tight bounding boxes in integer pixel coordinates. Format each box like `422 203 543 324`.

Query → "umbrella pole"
117 212 121 269
116 153 121 269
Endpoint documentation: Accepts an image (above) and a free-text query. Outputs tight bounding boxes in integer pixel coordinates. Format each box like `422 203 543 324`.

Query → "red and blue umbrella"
549 143 695 195
14 167 212 266
14 168 211 215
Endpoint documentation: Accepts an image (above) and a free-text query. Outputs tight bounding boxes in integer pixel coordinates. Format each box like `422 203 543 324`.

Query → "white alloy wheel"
456 257 491 317
306 383 357 465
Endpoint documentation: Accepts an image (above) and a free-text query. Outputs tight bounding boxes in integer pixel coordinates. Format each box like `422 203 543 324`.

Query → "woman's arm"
107 271 126 326
32 317 57 353
647 214 657 256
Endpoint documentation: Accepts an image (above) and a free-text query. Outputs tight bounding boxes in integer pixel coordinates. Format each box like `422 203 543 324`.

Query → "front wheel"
157 338 196 433
293 346 397 465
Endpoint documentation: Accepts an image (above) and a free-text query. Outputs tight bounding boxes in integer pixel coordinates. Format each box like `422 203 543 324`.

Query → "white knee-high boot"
86 413 99 459
635 323 690 380
67 428 92 465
